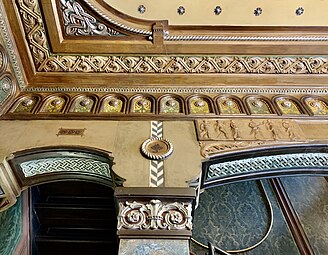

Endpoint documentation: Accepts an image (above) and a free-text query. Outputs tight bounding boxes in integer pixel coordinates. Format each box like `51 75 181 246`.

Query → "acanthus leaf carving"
117 199 192 231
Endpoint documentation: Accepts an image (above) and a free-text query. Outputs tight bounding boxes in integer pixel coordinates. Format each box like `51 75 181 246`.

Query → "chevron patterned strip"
151 121 163 138
149 121 164 187
150 160 164 187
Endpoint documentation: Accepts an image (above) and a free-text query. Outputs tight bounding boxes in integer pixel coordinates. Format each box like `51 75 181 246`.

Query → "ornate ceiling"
1 0 328 91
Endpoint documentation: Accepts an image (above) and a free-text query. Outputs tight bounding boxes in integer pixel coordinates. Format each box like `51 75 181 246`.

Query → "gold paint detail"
217 97 242 114
71 96 95 112
304 98 328 115
246 97 273 114
42 97 66 113
57 128 86 136
196 119 305 142
132 97 152 113
101 96 123 113
13 96 37 113
190 98 210 114
160 97 181 113
117 199 192 231
141 137 173 160
276 98 302 115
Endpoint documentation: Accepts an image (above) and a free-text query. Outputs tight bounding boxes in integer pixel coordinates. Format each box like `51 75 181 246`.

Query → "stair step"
36 217 116 228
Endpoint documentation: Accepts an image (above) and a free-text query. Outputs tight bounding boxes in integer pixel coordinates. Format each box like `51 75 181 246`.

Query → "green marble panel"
0 198 22 255
191 180 299 255
281 176 328 254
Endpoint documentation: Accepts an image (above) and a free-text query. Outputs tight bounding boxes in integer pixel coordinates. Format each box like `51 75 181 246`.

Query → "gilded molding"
14 0 328 76
117 199 192 231
0 1 25 88
39 55 328 74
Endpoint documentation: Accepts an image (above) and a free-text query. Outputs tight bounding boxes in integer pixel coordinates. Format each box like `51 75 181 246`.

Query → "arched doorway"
1 146 125 255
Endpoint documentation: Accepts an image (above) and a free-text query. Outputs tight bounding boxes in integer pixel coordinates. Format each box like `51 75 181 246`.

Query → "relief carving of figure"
199 120 210 139
215 120 228 139
230 120 240 140
282 120 296 140
248 119 263 140
264 120 278 140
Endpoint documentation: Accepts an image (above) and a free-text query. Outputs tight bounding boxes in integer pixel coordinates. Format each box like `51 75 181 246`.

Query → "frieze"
195 119 306 141
4 92 328 119
117 199 192 231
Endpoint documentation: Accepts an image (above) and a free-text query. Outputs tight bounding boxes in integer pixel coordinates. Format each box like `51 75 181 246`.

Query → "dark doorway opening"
29 181 118 255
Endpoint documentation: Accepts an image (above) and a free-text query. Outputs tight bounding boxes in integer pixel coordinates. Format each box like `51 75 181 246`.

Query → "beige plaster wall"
0 120 202 187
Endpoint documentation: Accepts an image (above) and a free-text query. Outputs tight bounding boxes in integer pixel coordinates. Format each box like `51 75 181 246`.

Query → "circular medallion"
141 137 173 160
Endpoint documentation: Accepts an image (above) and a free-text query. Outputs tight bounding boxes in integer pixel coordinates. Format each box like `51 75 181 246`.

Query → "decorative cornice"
38 55 328 74
117 199 193 231
14 0 328 77
61 0 123 36
21 86 328 95
0 1 25 88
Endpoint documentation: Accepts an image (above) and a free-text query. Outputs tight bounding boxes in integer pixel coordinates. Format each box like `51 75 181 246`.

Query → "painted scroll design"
60 0 122 36
206 153 328 180
20 157 112 178
14 0 328 74
117 199 192 231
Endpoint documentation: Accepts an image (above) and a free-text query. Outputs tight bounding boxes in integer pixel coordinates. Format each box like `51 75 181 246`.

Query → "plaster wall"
0 120 201 187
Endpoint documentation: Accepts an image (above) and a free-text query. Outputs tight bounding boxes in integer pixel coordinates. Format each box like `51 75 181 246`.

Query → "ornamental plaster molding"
117 199 193 231
0 1 25 88
21 86 328 95
13 0 328 77
206 152 328 181
20 157 112 178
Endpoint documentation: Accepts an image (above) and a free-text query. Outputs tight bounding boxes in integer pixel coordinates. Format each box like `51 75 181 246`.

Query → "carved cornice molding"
11 0 328 78
0 1 25 88
117 199 193 231
21 86 328 95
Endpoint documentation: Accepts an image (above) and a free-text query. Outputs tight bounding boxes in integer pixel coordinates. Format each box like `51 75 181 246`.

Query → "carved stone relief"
196 119 305 142
117 199 192 231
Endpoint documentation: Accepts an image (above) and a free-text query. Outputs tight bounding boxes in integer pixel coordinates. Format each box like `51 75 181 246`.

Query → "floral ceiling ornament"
117 199 193 231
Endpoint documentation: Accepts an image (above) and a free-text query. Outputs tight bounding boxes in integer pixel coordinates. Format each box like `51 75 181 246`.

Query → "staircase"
30 181 118 255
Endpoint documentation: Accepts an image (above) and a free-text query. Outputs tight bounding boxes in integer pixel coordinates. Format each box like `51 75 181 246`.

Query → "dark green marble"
281 176 328 254
0 198 22 255
191 181 299 255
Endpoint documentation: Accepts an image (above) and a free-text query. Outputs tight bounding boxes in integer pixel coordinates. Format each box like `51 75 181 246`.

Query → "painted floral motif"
71 96 94 112
14 97 37 113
